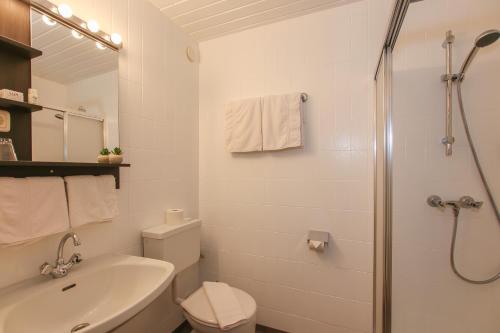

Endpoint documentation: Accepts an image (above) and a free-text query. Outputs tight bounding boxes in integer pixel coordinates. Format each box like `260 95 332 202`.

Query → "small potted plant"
97 148 110 163
109 147 123 164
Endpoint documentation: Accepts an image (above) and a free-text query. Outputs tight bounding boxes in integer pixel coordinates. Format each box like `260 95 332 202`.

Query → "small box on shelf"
0 89 23 102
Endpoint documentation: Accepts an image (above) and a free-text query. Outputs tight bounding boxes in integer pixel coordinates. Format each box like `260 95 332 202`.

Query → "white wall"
0 1 199 330
391 0 500 332
32 75 69 106
198 1 381 332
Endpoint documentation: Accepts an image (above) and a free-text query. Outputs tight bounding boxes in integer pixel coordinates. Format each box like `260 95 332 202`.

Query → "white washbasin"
0 254 175 333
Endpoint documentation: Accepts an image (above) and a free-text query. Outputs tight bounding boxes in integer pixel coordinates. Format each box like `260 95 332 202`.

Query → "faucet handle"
459 196 483 209
427 195 445 208
40 262 53 276
70 253 83 264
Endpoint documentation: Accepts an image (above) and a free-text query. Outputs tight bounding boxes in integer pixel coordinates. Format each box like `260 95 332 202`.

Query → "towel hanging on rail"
0 177 69 247
224 92 307 153
225 97 263 152
262 93 304 151
65 175 118 228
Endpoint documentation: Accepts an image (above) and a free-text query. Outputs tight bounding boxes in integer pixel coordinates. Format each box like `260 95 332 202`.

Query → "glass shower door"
390 0 500 332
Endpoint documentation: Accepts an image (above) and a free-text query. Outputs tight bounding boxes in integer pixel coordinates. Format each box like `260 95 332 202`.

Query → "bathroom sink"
0 254 175 333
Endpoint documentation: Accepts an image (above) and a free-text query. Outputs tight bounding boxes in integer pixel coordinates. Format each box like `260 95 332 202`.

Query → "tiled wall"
198 1 384 332
0 0 198 313
392 0 500 332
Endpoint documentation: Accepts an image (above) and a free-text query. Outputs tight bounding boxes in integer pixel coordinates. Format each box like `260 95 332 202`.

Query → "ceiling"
149 0 357 41
31 11 118 85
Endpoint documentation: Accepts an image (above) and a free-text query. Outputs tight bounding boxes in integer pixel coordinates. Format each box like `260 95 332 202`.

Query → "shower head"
475 29 500 47
459 29 500 79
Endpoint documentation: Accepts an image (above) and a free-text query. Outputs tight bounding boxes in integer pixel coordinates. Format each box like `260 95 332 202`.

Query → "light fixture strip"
27 0 121 51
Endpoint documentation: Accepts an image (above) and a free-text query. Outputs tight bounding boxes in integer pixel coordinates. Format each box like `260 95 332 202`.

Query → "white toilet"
142 220 257 333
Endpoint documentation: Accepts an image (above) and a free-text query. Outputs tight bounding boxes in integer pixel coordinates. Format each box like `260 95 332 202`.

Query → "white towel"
225 97 263 152
262 93 304 151
65 175 118 228
203 281 248 330
0 177 69 247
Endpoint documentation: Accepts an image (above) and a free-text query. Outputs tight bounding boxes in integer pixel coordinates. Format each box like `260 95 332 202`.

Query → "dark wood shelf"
0 97 43 112
0 35 42 59
0 161 131 167
0 161 130 188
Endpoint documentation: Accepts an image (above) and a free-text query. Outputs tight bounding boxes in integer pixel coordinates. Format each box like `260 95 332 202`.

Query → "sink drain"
71 323 90 332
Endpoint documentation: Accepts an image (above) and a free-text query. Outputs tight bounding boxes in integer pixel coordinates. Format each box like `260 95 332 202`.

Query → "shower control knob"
459 196 483 209
427 195 445 208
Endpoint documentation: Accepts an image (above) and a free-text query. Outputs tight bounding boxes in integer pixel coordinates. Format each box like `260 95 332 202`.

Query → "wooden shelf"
0 97 43 112
0 161 131 167
0 161 130 189
0 35 42 59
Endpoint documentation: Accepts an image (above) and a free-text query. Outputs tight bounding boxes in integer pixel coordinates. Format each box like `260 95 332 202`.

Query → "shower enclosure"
374 0 500 332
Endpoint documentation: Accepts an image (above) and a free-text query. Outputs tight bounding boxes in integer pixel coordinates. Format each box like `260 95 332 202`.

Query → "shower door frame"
373 0 412 332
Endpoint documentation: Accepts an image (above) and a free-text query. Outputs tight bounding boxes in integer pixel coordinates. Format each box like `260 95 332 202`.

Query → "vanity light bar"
25 0 122 51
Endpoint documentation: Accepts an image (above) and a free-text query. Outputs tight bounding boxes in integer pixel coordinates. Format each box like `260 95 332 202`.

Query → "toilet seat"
182 285 257 328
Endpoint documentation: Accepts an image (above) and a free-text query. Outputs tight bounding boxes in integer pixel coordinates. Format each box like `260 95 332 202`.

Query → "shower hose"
449 80 500 284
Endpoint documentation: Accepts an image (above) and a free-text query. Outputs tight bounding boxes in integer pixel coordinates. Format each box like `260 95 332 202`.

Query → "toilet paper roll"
308 240 325 251
165 209 184 225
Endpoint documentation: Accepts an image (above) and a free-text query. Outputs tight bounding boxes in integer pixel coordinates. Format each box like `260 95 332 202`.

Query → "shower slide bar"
440 29 500 157
441 30 457 156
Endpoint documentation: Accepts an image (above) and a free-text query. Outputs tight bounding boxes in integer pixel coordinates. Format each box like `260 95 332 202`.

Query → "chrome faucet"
40 232 83 278
427 195 483 214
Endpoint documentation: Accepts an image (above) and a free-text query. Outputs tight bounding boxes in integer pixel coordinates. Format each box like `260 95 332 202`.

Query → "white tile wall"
0 0 199 302
392 0 500 332
198 1 381 332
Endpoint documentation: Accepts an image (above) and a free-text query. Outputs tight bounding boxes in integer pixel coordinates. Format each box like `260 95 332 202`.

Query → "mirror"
30 9 119 163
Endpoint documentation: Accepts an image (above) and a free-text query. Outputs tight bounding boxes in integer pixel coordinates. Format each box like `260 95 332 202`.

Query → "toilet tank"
142 219 201 273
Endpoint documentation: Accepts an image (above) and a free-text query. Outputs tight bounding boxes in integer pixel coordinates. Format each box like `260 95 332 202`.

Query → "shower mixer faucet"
427 195 483 211
427 194 500 285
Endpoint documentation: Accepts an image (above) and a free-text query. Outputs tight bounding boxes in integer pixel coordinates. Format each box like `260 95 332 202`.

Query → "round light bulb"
111 33 122 45
42 15 57 26
57 4 73 19
87 19 100 33
96 42 106 50
71 30 83 39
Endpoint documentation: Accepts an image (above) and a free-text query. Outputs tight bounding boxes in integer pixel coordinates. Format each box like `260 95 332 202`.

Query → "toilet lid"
181 284 256 327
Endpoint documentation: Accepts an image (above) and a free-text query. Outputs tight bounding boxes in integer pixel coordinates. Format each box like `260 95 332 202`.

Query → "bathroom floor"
173 322 286 333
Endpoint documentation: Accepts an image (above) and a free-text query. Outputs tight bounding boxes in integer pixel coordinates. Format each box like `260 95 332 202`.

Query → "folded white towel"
262 93 304 151
181 287 218 327
225 97 263 152
203 281 248 330
65 175 118 228
0 177 69 247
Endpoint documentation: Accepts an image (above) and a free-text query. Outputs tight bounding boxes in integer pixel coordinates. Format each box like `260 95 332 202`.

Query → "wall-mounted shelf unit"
0 1 41 160
0 35 42 59
0 161 130 189
0 97 43 112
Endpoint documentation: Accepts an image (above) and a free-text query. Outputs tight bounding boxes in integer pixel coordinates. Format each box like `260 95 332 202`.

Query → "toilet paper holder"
307 230 329 247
